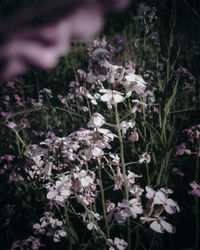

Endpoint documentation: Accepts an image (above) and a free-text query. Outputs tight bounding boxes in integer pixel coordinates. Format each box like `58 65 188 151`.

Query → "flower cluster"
33 212 67 242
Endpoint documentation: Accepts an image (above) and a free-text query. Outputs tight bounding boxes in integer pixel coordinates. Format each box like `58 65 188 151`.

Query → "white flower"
120 120 135 136
87 113 105 128
100 89 124 108
154 191 180 214
108 237 128 250
103 59 123 84
150 218 175 234
140 216 175 233
123 73 146 97
87 92 100 105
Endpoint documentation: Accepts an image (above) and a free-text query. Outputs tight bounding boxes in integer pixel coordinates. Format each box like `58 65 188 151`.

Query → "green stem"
146 162 150 186
114 104 131 250
98 167 110 238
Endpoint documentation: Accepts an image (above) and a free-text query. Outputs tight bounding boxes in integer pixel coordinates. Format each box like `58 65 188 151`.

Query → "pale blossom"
188 181 200 197
108 237 128 250
176 142 186 155
141 215 175 233
129 185 144 197
87 92 101 105
145 186 156 199
7 122 17 129
129 131 139 142
120 120 135 136
122 73 146 97
100 89 124 108
103 59 123 83
153 191 180 214
118 198 143 218
127 171 142 185
87 113 105 128
139 153 151 163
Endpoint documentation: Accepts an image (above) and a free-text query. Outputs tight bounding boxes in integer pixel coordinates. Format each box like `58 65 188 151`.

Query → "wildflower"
141 215 175 233
7 81 15 88
176 142 186 155
145 186 156 199
53 230 67 242
172 168 184 176
113 167 123 191
7 122 17 129
118 198 143 219
122 73 146 97
120 120 135 136
129 131 139 142
103 59 123 83
100 89 124 108
86 212 101 230
153 107 159 113
153 190 180 214
139 153 151 163
87 113 105 128
188 181 200 197
1 111 9 117
108 237 128 250
127 171 142 185
130 185 144 197
106 200 116 213
106 201 126 224
87 92 100 105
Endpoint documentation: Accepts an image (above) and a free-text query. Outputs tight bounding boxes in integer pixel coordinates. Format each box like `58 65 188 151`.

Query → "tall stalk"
98 166 110 238
114 104 131 250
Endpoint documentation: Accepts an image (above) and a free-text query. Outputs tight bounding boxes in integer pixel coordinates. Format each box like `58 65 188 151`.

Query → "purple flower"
7 122 17 129
139 152 151 163
129 131 139 142
176 142 186 155
188 181 200 197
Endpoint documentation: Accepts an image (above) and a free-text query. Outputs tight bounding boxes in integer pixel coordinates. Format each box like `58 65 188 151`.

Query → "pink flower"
129 131 139 142
6 81 15 88
153 107 159 113
1 111 9 117
172 168 184 176
176 142 186 155
188 181 200 197
139 153 151 163
7 122 17 129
